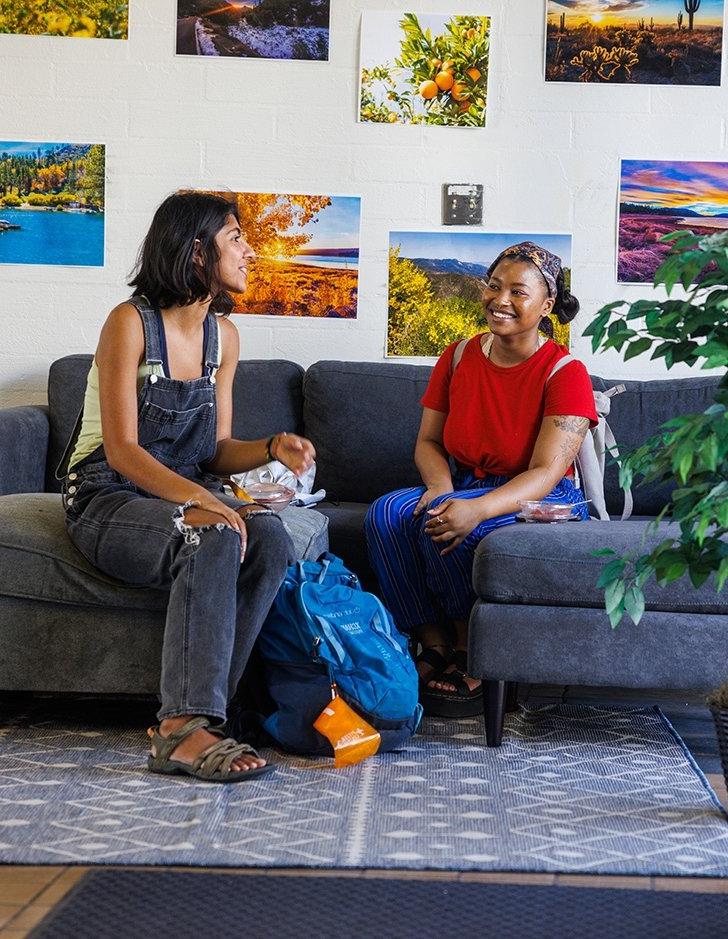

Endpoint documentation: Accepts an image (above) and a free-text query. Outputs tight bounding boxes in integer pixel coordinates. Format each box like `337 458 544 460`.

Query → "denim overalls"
58 296 293 723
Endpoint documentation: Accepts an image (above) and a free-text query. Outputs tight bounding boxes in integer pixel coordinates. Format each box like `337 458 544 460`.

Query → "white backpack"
450 338 633 521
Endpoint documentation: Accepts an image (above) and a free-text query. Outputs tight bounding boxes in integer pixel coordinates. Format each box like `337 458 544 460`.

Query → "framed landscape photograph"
618 159 728 283
388 231 573 357
205 190 360 318
0 2 128 39
359 12 490 127
0 141 105 267
176 1 330 60
545 0 724 86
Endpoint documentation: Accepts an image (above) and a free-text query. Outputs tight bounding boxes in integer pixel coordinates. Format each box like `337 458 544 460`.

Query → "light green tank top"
68 360 166 470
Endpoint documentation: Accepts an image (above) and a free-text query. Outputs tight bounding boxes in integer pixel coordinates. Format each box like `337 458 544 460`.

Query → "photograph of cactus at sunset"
545 0 724 85
618 159 728 283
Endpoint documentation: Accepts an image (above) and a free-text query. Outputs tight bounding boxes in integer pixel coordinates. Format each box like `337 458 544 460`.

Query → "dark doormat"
31 869 728 939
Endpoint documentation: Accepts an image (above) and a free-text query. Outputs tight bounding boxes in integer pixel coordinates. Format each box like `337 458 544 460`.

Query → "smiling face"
483 258 555 340
211 214 255 295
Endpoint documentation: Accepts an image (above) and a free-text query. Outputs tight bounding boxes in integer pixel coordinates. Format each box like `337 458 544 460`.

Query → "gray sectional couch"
1 355 726 745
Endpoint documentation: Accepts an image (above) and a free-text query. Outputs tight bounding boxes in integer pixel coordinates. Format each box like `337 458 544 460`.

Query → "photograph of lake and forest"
359 12 490 127
545 0 724 85
0 1 128 39
388 231 572 357
618 159 728 283
0 142 105 267
176 1 330 60
206 191 360 317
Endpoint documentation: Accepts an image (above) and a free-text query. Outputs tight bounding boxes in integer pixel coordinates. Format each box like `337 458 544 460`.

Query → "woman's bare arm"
425 414 590 553
412 408 454 514
96 304 245 536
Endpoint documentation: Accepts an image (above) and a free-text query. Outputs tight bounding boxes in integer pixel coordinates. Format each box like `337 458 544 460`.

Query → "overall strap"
204 313 221 379
128 295 164 368
153 308 171 377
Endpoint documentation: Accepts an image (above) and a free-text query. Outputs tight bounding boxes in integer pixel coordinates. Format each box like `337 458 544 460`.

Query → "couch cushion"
0 494 328 612
473 519 728 615
591 374 720 516
315 501 374 588
304 361 431 503
47 356 305 493
0 493 170 610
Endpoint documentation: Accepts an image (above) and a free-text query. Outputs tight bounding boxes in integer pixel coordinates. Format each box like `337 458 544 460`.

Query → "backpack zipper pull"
311 635 322 662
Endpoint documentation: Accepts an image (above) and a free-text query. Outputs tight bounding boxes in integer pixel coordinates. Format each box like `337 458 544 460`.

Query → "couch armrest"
0 405 50 494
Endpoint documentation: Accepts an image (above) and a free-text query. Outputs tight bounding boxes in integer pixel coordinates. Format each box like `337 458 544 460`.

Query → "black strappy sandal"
420 649 483 718
415 645 451 697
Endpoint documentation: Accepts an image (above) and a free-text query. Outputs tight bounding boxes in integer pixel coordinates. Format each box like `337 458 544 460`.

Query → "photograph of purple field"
545 0 724 86
618 159 728 283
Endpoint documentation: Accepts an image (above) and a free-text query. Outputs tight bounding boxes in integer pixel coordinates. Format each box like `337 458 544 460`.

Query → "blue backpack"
256 553 422 756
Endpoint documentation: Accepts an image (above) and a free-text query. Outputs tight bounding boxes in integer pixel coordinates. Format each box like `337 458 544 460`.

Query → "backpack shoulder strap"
546 353 574 382
450 338 470 376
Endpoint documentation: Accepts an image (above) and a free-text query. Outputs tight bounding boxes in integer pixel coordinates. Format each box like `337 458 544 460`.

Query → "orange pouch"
313 688 381 768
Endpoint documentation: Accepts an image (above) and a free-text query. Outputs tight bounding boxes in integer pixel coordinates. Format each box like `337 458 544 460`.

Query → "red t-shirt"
421 335 598 478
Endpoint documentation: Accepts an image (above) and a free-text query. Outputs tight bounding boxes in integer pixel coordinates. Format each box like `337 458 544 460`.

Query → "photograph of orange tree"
545 0 724 85
618 159 728 283
388 231 572 357
0 1 128 39
205 191 360 317
359 12 489 127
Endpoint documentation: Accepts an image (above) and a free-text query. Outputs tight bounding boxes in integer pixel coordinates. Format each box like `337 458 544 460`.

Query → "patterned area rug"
1 705 727 875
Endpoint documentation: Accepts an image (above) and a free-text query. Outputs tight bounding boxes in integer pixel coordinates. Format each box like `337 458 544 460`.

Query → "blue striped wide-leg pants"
365 472 589 635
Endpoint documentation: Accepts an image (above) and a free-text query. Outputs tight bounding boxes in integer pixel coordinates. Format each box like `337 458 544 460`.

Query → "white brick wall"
0 0 725 406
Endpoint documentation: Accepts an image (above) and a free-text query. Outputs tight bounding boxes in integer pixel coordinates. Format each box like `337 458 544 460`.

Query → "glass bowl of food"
244 482 295 512
516 500 579 523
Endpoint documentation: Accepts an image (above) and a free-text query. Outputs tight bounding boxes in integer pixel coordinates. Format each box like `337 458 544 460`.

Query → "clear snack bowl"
516 500 578 523
245 482 295 512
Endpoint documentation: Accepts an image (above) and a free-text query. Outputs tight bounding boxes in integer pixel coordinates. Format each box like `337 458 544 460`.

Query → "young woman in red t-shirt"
365 242 597 717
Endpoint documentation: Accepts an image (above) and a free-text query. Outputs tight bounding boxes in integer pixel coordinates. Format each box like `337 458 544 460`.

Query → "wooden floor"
1 686 727 937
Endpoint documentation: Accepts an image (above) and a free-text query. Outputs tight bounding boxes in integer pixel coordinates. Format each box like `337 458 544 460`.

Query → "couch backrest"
304 360 721 515
592 373 720 516
304 361 431 503
46 355 305 492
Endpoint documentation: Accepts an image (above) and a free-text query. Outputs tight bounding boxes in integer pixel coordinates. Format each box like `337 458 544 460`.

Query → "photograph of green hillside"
176 1 330 60
545 0 724 85
0 141 105 267
388 231 572 357
0 1 128 39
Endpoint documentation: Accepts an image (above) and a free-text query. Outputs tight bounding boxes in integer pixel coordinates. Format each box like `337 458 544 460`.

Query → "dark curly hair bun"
553 269 580 324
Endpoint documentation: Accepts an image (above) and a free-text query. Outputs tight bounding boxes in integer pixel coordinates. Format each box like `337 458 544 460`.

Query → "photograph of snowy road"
176 1 330 61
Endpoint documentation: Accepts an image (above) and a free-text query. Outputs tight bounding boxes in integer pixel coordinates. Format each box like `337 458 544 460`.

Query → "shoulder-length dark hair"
128 191 239 315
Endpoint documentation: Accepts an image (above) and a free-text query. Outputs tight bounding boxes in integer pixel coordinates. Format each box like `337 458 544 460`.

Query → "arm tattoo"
553 416 590 465
553 416 590 435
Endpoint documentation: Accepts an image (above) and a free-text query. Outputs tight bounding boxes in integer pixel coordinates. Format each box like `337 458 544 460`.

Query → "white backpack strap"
603 421 634 521
450 338 470 377
546 353 574 382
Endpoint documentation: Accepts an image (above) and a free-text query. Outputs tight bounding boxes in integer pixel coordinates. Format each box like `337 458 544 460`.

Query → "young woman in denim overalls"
59 192 315 783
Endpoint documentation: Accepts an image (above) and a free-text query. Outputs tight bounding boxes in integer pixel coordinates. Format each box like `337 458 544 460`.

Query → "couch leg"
484 680 506 747
505 681 519 713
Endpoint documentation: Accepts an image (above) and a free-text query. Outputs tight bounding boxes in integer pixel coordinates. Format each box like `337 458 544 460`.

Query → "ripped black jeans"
63 466 293 722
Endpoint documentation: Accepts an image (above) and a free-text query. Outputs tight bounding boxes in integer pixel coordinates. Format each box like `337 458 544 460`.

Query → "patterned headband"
491 241 562 298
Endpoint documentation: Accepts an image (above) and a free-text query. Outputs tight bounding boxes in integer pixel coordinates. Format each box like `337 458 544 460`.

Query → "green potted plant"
584 229 727 785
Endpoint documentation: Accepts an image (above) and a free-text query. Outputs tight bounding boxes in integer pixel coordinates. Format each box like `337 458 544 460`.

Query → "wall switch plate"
442 183 483 225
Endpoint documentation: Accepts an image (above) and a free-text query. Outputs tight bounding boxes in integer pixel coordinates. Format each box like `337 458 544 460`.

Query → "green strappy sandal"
147 716 275 783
